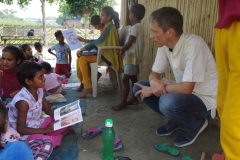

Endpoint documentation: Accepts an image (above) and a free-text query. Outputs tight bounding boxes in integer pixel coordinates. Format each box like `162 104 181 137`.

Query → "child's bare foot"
97 72 102 82
111 102 128 111
78 88 92 98
61 90 67 95
62 127 76 137
127 97 138 105
76 84 84 92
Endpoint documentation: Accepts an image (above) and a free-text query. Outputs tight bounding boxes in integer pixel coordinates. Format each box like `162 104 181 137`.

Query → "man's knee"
159 93 176 115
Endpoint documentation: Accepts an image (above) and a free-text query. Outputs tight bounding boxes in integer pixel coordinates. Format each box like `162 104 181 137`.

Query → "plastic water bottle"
102 119 115 160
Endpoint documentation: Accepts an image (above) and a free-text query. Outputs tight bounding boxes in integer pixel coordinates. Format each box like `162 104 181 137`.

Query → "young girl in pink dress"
8 62 75 148
40 61 67 95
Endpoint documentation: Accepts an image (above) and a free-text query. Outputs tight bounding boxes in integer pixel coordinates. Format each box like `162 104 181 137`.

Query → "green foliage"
56 0 117 25
0 0 30 8
63 0 118 17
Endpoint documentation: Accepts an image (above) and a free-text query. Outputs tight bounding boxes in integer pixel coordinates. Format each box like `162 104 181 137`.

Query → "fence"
0 24 100 45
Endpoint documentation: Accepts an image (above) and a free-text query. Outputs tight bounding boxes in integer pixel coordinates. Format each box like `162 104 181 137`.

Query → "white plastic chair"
89 25 130 97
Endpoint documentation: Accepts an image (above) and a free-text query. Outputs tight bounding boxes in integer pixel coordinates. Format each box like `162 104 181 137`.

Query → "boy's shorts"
55 64 71 77
124 64 139 76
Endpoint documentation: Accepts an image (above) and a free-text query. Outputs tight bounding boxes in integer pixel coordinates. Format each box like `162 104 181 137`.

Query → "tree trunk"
41 0 47 46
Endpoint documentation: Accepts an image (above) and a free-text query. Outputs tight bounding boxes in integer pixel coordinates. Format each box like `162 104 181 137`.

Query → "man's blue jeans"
133 80 211 131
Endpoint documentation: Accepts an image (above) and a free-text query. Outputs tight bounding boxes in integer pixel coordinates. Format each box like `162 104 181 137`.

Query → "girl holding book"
8 62 75 148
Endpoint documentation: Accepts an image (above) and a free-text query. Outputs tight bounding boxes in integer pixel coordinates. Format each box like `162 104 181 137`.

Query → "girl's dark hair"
0 101 7 134
91 15 101 25
26 55 34 60
17 62 43 88
102 6 120 29
19 43 30 52
40 61 51 72
2 45 26 65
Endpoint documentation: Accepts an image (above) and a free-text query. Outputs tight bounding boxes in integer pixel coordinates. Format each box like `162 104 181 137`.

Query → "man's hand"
134 83 153 101
150 78 167 97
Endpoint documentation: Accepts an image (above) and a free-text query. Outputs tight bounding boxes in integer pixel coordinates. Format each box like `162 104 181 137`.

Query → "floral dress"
1 126 53 160
8 87 44 140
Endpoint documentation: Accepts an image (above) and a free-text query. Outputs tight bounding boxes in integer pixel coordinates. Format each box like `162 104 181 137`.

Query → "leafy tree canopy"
0 0 55 8
63 0 117 17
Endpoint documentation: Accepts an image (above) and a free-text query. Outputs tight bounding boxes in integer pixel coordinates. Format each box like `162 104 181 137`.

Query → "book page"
62 28 83 51
53 100 83 131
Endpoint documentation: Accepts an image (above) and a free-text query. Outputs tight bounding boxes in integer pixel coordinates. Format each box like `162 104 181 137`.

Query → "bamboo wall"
121 0 218 80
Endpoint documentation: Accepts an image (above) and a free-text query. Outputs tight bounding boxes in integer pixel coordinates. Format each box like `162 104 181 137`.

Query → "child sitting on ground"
7 62 75 148
34 42 43 60
41 61 67 95
26 55 35 62
0 101 53 160
0 101 34 159
0 45 26 100
48 30 72 78
20 43 38 62
112 4 145 111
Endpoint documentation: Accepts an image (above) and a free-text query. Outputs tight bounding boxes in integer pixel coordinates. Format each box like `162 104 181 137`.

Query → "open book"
53 100 83 131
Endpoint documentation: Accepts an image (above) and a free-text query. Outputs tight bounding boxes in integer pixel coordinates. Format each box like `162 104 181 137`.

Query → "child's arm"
121 35 136 51
16 100 54 135
48 48 57 58
118 35 136 57
42 97 54 117
77 36 91 43
68 51 72 70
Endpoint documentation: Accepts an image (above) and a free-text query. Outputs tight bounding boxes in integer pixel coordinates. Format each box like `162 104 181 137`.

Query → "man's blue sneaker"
174 118 208 147
156 121 180 136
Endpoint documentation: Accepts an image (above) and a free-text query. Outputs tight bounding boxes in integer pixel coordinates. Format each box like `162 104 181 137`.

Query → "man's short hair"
54 30 62 38
149 7 183 36
130 4 145 21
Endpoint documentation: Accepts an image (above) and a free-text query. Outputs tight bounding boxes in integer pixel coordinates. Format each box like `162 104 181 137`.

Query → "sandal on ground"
181 156 194 160
82 127 104 139
155 143 180 156
212 152 225 160
114 156 131 160
114 135 123 151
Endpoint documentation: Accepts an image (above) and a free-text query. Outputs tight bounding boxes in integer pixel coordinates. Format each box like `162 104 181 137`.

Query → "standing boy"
111 4 145 111
34 42 43 60
48 30 72 78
